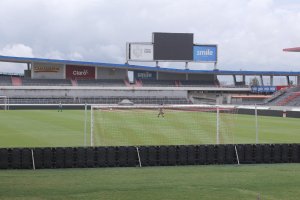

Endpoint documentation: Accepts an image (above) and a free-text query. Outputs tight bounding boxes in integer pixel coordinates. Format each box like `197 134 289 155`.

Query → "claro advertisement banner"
66 65 95 79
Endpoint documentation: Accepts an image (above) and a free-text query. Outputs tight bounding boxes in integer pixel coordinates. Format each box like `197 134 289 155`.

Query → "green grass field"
0 109 300 200
0 109 299 147
1 164 300 200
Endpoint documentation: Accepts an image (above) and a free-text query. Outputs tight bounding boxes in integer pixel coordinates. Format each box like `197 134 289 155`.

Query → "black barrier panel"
128 147 138 167
198 145 206 164
76 148 86 168
237 109 255 116
287 111 300 118
168 146 177 166
216 145 226 164
65 148 74 168
258 110 283 117
207 145 215 164
138 147 149 166
107 147 117 167
236 109 300 118
118 147 128 167
95 147 107 167
244 145 254 164
273 145 281 163
255 145 263 163
187 146 196 165
44 148 54 168
1 144 300 170
236 145 245 164
178 146 188 165
291 144 300 163
225 145 235 164
0 149 8 169
158 146 168 166
54 148 65 168
148 146 158 166
263 145 272 163
282 144 290 163
32 148 43 169
21 149 32 169
86 148 95 167
11 149 21 169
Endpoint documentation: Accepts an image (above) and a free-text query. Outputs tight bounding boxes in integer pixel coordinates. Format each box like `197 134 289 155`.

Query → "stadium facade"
0 55 300 106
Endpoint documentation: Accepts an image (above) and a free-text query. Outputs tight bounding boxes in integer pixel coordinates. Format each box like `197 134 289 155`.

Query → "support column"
242 75 246 84
286 76 290 85
233 75 237 86
260 75 264 86
297 75 300 86
185 62 189 70
270 75 274 86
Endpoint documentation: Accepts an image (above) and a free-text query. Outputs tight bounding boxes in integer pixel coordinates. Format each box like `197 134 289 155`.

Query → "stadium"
1 32 300 200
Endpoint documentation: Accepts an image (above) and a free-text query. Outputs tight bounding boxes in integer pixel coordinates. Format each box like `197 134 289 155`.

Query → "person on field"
58 101 63 112
157 105 164 118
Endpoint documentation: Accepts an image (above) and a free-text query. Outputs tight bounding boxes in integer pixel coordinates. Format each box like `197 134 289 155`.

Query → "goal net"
0 96 8 110
90 104 238 146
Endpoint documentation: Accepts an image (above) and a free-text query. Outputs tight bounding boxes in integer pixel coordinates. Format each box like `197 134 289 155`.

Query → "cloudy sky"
0 0 300 73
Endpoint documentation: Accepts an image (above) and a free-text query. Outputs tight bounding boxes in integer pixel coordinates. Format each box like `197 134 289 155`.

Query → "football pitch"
0 109 300 200
0 109 299 147
1 164 300 200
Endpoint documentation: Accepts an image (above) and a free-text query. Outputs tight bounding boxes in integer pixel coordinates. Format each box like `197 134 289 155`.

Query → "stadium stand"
11 76 22 86
179 80 216 86
263 89 287 104
265 86 300 106
21 78 72 86
76 79 125 86
7 96 191 105
276 92 300 106
140 80 176 87
71 79 78 86
0 75 12 86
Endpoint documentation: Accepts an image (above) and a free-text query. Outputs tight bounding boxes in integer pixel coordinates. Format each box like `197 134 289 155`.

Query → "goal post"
0 96 8 110
90 104 238 147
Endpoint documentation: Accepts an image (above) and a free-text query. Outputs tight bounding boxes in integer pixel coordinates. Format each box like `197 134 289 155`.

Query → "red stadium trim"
283 47 300 52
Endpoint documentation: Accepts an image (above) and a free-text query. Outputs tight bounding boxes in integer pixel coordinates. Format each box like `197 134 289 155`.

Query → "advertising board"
32 62 64 79
134 70 156 80
128 43 153 61
193 45 217 62
66 65 95 79
251 86 277 93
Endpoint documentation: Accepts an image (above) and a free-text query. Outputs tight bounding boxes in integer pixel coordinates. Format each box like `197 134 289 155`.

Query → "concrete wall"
97 67 127 80
32 62 65 79
158 72 186 80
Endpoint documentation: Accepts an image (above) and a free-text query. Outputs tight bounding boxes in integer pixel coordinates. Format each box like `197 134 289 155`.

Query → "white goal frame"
0 96 9 110
90 104 237 147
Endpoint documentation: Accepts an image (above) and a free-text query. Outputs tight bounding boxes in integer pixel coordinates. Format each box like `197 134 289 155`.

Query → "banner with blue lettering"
251 86 277 93
193 45 217 62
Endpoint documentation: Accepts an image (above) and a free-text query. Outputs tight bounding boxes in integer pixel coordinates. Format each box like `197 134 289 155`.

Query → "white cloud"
0 44 34 57
0 0 300 73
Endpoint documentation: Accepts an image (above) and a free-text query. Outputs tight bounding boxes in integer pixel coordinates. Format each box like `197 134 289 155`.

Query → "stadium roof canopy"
0 55 300 76
283 47 300 52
